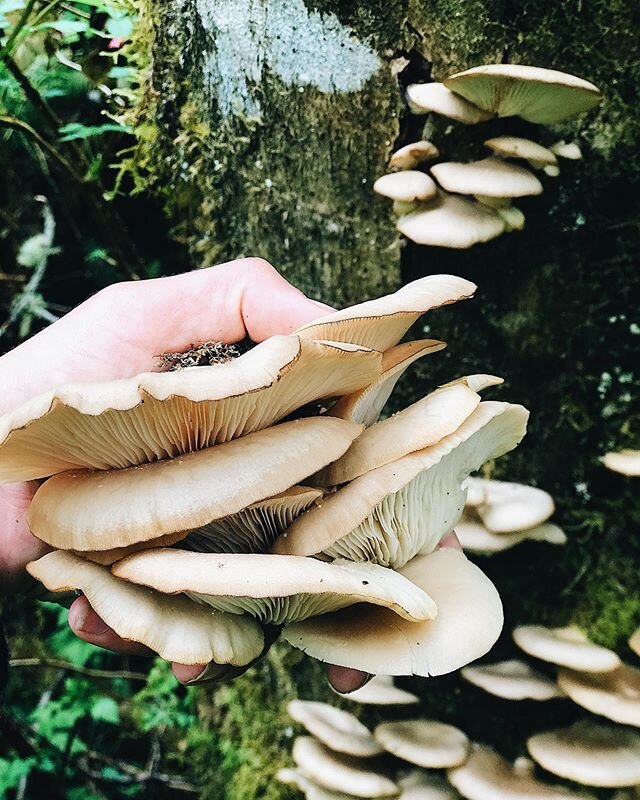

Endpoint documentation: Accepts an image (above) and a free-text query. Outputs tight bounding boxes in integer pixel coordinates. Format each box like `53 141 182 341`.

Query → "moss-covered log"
136 2 640 797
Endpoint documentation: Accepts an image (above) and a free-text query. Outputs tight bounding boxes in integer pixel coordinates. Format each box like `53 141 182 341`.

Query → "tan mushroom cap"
431 158 543 199
0 335 381 483
465 478 555 533
331 340 447 427
112 549 437 625
332 675 419 706
397 194 506 249
84 485 323 564
389 141 440 171
484 137 558 168
273 402 529 568
398 772 461 800
27 551 264 665
288 700 383 757
277 768 364 800
374 172 438 202
456 512 567 554
513 625 621 672
550 141 583 160
406 83 493 124
283 548 503 677
292 737 399 798
496 206 526 232
444 64 602 124
557 664 640 726
630 628 640 657
448 744 594 800
602 450 640 477
527 721 640 788
374 719 469 768
461 659 564 700
295 275 476 352
323 378 484 486
27 417 362 552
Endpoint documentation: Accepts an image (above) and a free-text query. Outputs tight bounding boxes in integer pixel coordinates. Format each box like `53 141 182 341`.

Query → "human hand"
0 258 375 690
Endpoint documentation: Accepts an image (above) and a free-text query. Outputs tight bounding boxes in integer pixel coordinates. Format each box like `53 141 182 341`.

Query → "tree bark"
139 2 640 797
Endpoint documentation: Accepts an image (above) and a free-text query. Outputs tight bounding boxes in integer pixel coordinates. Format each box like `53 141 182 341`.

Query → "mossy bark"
140 2 640 797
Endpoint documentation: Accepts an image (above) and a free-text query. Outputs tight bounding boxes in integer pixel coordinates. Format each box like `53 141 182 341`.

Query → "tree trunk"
138 2 640 797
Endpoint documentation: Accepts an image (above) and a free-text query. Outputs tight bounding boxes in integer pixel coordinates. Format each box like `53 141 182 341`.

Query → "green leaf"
91 696 120 724
32 19 88 35
59 122 131 142
0 757 37 792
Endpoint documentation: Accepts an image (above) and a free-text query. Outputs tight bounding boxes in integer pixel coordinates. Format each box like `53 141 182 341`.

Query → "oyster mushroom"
602 450 640 477
443 64 602 124
295 274 476 351
461 659 563 700
389 141 440 171
27 417 362 552
464 478 555 533
527 721 640 787
332 675 419 706
27 551 264 666
456 511 567 555
288 700 383 757
513 625 621 672
282 548 503 677
272 402 528 568
406 83 493 124
374 719 469 768
557 663 640 726
374 172 438 203
112 550 437 625
484 136 558 170
431 158 543 198
0 336 381 482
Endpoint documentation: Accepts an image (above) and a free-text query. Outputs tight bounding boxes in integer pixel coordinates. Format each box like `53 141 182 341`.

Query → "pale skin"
0 258 460 691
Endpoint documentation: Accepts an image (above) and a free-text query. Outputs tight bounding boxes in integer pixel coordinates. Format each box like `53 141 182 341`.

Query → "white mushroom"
332 675 419 706
374 719 469 768
513 625 621 672
484 136 558 169
464 478 555 532
461 659 564 700
602 450 640 477
288 700 382 757
406 83 493 124
431 158 543 198
374 172 438 202
557 664 640 727
389 141 440 170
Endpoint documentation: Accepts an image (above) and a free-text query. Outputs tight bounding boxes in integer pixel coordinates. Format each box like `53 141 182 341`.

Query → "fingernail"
184 662 244 686
333 672 374 695
69 602 109 636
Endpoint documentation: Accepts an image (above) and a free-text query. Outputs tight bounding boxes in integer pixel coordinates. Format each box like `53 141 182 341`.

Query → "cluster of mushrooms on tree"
0 274 532 678
374 64 602 248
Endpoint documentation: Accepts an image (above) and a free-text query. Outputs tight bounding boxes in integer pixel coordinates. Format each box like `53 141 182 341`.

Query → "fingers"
68 595 152 656
0 258 335 413
172 661 250 685
438 531 463 551
0 482 49 586
326 665 373 694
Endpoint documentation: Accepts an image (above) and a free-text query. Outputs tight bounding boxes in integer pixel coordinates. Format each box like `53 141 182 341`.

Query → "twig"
9 657 148 681
3 55 63 133
0 273 27 282
78 747 199 792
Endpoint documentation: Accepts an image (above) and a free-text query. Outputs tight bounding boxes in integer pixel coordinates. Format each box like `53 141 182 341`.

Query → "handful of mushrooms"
1 275 530 678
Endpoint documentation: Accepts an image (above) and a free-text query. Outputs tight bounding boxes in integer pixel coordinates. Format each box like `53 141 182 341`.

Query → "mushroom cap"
431 158 543 198
406 83 493 124
630 628 640 657
323 378 484 486
295 275 476 351
288 700 383 757
277 768 364 800
374 172 438 202
292 737 399 798
282 547 503 677
448 743 594 800
0 335 381 483
273 402 529 568
456 512 567 554
330 340 447 427
527 721 640 788
27 417 362 552
513 625 621 672
550 141 583 160
557 664 640 727
484 136 558 167
464 478 555 532
461 659 564 700
332 675 419 706
398 772 461 800
443 64 602 124
389 141 440 170
112 550 437 626
397 194 506 249
81 485 324 565
27 551 264 665
496 205 526 232
374 719 469 768
602 450 640 477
